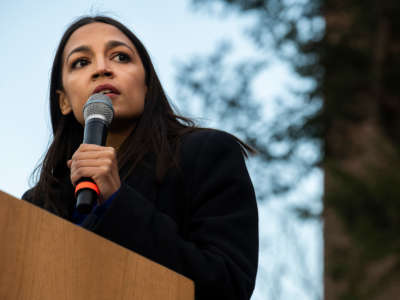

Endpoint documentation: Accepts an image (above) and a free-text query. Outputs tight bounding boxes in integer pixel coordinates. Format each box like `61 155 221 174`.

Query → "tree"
175 0 324 298
177 0 324 206
324 1 400 298
176 0 400 299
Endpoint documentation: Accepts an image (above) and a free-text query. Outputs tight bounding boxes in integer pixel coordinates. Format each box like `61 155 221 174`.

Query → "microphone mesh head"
83 93 114 126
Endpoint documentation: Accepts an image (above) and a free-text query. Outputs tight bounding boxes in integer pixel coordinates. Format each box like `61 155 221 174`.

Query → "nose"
92 59 113 80
92 69 113 80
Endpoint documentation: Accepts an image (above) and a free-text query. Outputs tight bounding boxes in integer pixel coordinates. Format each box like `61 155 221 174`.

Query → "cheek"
136 85 147 110
67 94 86 125
71 104 85 125
63 79 86 120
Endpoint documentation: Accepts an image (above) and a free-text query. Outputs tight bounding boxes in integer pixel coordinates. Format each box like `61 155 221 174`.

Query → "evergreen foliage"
176 0 400 298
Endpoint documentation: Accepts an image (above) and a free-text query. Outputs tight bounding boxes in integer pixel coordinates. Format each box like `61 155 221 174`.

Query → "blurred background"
0 0 342 299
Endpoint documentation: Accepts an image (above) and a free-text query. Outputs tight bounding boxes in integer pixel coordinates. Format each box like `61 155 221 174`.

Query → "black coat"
23 129 259 299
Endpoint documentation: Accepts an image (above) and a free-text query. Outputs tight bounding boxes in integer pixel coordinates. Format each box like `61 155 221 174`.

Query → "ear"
57 90 72 115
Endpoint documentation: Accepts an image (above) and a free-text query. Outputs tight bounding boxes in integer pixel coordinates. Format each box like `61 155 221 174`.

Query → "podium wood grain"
0 190 194 300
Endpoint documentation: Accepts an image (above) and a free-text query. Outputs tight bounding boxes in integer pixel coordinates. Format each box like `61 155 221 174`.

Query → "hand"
67 144 121 204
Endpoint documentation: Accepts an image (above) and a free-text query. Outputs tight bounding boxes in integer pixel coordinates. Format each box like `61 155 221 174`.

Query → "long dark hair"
30 15 254 217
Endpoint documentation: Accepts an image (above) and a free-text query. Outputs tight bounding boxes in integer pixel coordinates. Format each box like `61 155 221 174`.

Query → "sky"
0 0 252 197
0 1 322 299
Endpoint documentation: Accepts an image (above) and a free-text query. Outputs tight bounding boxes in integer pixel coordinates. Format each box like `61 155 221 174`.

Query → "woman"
23 16 258 300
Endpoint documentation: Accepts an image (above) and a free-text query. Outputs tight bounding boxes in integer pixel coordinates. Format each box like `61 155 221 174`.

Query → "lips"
93 84 120 95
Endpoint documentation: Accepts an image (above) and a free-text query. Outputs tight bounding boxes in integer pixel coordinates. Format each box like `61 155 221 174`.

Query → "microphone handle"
76 183 98 214
75 118 108 214
83 118 108 145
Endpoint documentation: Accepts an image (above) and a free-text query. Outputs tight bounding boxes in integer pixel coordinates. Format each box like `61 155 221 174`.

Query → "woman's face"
58 22 147 127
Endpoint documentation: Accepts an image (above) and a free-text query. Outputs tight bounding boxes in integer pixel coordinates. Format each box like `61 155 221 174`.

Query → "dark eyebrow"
66 40 135 63
106 40 135 54
66 45 91 63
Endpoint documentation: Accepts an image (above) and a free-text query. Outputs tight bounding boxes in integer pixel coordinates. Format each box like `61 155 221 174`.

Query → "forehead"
63 22 135 56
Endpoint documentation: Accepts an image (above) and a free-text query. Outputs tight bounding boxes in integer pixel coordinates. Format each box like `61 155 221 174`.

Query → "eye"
71 58 89 69
113 52 131 63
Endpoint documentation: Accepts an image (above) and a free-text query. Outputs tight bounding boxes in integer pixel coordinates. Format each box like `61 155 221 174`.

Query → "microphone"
75 93 114 214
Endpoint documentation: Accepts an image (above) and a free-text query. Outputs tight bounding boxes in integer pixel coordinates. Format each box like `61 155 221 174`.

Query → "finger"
78 144 115 152
71 158 114 170
72 151 112 163
72 147 116 161
70 165 114 186
70 166 103 186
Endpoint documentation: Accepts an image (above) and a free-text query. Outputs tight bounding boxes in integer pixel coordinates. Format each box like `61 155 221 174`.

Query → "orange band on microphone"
75 181 100 196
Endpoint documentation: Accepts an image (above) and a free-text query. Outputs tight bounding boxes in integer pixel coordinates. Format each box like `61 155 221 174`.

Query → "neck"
106 121 136 149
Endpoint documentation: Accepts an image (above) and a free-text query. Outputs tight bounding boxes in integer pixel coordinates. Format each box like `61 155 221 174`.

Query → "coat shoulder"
181 129 244 155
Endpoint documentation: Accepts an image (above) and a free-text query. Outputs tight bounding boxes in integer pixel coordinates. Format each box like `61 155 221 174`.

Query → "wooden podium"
0 190 194 300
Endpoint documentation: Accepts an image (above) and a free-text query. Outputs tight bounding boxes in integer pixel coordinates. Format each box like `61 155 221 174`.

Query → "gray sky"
0 1 322 299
